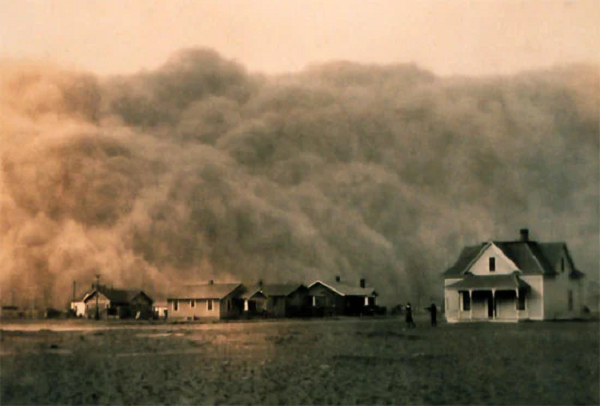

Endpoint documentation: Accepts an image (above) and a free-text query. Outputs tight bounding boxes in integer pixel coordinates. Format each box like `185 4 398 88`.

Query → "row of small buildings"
70 277 379 320
60 228 597 323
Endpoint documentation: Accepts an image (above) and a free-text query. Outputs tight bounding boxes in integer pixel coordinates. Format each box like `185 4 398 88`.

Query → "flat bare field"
1 317 598 405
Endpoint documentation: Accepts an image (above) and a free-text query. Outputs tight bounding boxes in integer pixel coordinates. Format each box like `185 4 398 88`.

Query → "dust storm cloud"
1 49 598 308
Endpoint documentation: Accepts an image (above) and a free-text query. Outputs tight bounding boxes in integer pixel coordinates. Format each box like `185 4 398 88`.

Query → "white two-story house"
444 229 585 322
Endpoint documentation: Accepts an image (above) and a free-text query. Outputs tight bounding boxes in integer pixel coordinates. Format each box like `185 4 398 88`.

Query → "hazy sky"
1 0 598 76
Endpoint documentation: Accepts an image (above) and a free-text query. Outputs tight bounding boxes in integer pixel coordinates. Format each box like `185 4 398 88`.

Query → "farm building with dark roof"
76 285 154 319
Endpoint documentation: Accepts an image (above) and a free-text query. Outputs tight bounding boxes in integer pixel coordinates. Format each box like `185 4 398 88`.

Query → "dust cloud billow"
1 49 598 308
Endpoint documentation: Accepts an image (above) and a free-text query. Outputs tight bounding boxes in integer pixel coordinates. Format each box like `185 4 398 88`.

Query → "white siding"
469 243 520 275
495 292 517 320
444 278 462 322
70 301 86 317
520 275 544 320
543 250 584 319
168 298 221 319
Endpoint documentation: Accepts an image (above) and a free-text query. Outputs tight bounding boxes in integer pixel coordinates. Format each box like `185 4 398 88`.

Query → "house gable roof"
443 245 486 278
82 286 152 305
308 280 378 297
446 273 531 290
168 283 242 300
240 286 266 300
261 284 306 297
241 284 306 300
444 239 584 279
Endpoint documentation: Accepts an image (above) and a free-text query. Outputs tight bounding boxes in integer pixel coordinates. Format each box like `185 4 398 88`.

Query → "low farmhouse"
263 284 310 317
308 277 378 316
76 285 154 319
241 283 310 317
0 305 21 320
444 229 585 322
167 281 244 320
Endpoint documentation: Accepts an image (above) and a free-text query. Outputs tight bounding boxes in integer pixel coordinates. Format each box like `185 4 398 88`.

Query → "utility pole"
95 274 100 320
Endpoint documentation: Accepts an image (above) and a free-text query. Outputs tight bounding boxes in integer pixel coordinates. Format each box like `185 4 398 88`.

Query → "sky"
1 1 598 308
1 0 598 76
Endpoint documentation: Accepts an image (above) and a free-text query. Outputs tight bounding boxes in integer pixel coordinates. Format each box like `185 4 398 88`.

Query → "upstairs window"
489 257 496 272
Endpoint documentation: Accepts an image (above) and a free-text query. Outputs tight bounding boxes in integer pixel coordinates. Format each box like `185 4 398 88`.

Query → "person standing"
405 302 416 328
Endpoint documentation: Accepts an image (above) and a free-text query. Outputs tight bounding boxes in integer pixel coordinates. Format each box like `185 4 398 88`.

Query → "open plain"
1 317 598 405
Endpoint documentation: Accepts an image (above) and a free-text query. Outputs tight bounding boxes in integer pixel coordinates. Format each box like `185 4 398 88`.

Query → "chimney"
208 280 214 285
335 275 341 283
360 278 366 289
258 279 263 287
520 228 529 242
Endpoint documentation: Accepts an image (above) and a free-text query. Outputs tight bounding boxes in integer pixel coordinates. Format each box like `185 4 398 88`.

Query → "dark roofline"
443 238 584 278
167 283 243 300
307 280 378 297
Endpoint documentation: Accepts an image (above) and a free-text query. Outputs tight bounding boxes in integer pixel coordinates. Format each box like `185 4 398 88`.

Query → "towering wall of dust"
1 49 598 308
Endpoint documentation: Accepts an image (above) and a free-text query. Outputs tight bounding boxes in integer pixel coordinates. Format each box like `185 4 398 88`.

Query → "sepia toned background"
0 0 598 310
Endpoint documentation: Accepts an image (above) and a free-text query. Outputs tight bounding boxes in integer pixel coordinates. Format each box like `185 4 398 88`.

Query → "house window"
364 296 369 306
227 300 231 311
489 257 496 272
207 299 213 311
173 300 178 311
561 258 565 272
517 294 526 311
461 292 471 311
190 300 195 308
568 290 573 311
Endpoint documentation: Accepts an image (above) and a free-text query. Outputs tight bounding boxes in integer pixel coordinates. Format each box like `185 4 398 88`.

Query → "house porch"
456 289 529 322
447 273 531 322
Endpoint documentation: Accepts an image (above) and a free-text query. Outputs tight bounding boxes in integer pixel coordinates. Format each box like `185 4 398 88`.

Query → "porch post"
468 289 473 321
492 289 496 320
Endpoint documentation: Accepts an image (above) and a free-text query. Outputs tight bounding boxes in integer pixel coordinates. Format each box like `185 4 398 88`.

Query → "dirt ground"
1 316 598 405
